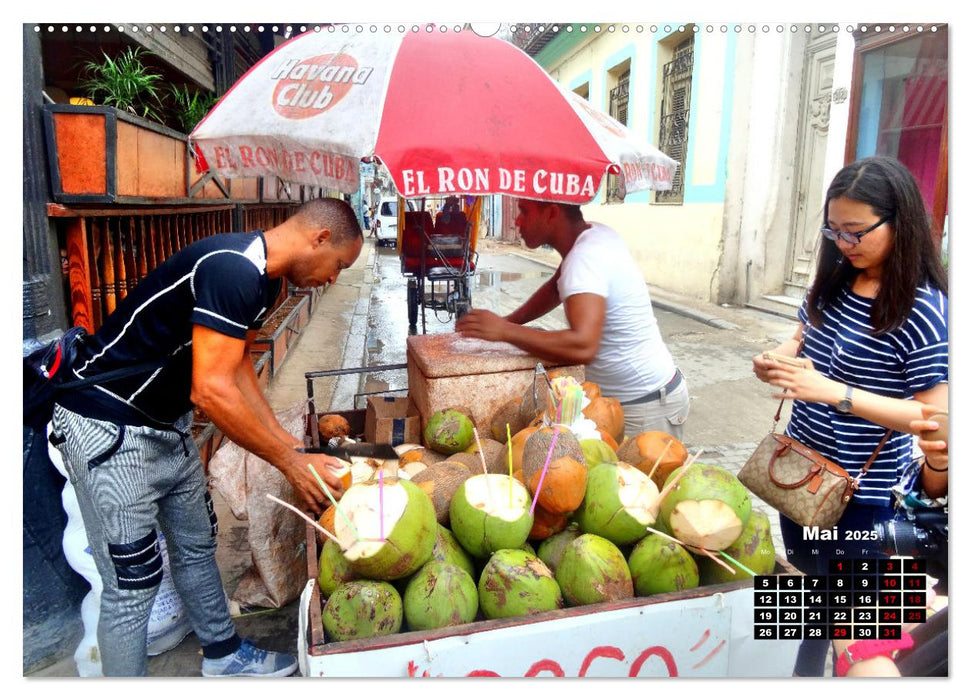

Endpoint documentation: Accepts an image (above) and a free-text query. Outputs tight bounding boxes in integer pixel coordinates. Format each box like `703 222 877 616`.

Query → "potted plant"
42 45 257 205
79 45 165 123
168 85 219 135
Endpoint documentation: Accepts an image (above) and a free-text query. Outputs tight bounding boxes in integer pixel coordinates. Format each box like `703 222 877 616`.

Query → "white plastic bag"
207 401 308 609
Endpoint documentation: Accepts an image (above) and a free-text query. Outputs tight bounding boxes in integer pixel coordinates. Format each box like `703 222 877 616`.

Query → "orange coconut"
318 414 352 441
522 427 588 515
529 503 571 540
616 431 688 489
581 381 602 400
582 396 625 444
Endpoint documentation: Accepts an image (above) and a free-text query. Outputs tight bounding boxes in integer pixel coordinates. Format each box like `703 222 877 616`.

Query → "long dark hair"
806 156 948 333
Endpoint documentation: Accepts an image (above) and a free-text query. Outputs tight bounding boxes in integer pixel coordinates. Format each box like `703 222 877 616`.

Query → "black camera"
874 506 948 560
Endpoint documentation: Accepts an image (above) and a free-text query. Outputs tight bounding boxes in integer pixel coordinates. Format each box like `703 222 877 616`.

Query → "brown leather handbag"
738 430 890 529
738 345 892 529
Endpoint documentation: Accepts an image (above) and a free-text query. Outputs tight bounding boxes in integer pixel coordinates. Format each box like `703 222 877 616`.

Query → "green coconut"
575 461 660 546
428 524 477 579
555 533 633 606
658 463 752 553
536 522 582 576
403 561 479 630
580 439 618 470
424 408 476 455
449 473 534 559
336 478 437 580
322 580 403 642
628 533 699 596
478 549 563 619
317 538 359 598
698 510 777 584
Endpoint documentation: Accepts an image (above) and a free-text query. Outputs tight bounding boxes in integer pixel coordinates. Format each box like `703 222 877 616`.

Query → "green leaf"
78 45 164 122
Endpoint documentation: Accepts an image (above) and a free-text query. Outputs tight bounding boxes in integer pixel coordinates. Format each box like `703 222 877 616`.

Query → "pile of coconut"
310 380 777 643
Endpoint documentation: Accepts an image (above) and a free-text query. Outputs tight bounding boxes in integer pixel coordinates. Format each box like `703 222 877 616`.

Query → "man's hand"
456 309 509 342
281 453 348 515
192 325 348 515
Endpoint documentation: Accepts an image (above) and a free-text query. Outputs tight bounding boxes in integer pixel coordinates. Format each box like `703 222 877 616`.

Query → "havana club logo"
270 53 374 119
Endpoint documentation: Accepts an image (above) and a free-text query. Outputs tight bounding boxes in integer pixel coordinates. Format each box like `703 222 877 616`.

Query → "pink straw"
529 427 560 516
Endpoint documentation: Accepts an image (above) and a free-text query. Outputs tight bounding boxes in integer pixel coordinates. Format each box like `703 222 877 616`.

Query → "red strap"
47 344 63 378
836 632 914 676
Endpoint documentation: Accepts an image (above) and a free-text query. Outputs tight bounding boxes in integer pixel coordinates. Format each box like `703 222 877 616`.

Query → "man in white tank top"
456 198 689 441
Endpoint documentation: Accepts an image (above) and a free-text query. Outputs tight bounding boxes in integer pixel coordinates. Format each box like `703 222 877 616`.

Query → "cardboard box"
406 332 584 437
364 396 421 446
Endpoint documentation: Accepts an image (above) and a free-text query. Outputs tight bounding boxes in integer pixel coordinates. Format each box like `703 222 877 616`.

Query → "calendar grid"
753 558 926 640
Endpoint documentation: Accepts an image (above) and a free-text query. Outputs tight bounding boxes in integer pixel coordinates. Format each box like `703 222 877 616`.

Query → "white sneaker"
201 639 298 677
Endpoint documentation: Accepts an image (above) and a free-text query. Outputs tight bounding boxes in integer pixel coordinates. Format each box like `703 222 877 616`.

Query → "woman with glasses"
751 156 948 676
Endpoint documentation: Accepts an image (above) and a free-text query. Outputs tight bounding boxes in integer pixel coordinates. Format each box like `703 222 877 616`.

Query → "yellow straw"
473 426 489 478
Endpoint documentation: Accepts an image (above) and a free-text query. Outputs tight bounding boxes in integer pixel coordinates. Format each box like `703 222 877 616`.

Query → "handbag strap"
769 334 892 483
771 336 806 430
855 429 893 481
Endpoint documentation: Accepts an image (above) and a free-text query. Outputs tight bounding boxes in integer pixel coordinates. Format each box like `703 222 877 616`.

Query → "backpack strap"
58 360 166 391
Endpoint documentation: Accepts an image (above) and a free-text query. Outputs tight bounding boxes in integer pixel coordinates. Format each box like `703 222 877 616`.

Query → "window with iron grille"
657 39 693 204
605 69 630 203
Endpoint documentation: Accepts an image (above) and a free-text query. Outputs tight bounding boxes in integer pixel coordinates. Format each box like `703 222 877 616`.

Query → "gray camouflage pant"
620 376 690 443
51 404 235 676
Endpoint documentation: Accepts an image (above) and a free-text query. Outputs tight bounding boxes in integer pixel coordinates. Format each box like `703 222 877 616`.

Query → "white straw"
265 493 342 548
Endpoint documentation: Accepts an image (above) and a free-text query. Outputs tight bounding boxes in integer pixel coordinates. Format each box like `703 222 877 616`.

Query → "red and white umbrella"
190 26 677 204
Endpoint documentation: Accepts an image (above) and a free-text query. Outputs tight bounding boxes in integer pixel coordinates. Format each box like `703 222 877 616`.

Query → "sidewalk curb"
505 249 739 331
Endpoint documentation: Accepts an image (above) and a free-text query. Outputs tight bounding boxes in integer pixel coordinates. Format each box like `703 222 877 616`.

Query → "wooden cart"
297 366 801 678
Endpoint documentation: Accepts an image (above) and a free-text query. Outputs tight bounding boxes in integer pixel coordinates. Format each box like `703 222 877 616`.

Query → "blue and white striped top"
786 284 948 507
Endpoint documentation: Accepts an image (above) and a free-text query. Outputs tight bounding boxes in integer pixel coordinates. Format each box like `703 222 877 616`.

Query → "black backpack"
23 327 161 432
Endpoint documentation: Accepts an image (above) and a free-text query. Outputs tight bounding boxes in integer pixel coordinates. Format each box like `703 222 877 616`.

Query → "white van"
373 199 414 247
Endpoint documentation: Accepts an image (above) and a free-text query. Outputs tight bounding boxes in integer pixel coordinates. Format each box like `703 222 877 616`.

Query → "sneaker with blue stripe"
201 639 298 677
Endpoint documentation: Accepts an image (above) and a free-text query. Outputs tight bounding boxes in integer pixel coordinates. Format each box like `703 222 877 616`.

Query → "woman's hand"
764 357 843 405
751 353 774 383
752 332 803 383
909 404 948 472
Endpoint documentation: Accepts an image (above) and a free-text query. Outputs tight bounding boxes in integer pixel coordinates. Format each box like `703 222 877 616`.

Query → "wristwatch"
835 633 914 677
836 385 854 414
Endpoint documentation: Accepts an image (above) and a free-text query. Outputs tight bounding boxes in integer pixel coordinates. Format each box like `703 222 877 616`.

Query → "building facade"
514 22 948 312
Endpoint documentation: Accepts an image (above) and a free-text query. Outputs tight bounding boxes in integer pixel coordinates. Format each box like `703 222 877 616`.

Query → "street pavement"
30 233 803 677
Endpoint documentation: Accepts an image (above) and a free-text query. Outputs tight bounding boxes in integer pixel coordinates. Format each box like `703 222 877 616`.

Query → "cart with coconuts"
189 26 799 679
295 355 801 678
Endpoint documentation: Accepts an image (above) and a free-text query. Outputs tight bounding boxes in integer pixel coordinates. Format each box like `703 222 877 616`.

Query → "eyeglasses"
820 216 891 245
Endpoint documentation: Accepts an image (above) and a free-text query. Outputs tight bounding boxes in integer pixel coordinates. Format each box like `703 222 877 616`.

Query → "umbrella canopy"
190 27 677 204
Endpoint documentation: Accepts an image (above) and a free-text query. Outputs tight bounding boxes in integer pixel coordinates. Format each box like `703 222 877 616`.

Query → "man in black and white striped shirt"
50 197 363 676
